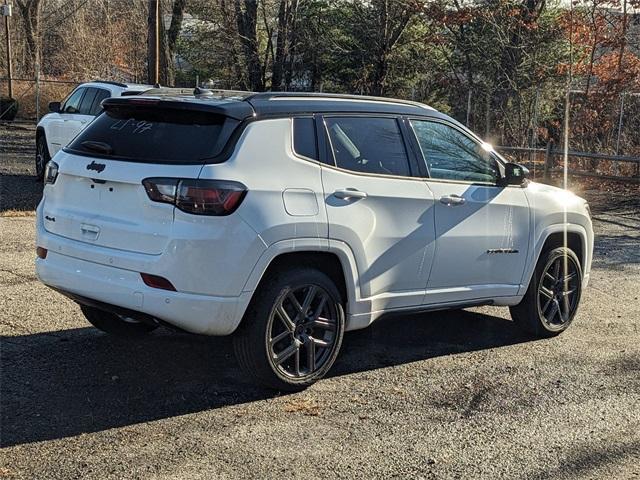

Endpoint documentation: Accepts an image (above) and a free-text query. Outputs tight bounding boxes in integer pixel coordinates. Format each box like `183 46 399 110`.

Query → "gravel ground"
1 122 639 479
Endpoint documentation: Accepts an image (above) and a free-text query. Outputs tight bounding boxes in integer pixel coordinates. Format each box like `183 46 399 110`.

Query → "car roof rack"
90 79 130 88
246 91 431 109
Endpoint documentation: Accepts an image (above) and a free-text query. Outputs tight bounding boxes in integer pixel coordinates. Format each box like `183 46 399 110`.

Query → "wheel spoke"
306 338 316 372
544 271 556 282
276 305 295 332
553 259 561 281
541 295 554 315
287 292 304 315
311 337 331 348
546 299 560 323
560 295 570 323
311 317 336 331
294 348 301 376
301 285 317 316
270 329 290 346
540 286 554 299
311 294 328 321
562 272 577 283
274 342 299 365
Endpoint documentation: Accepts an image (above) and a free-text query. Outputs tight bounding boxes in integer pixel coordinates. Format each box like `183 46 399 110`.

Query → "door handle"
334 189 367 200
439 194 466 206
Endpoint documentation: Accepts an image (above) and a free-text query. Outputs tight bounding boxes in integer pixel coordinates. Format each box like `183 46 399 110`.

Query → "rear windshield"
66 106 227 163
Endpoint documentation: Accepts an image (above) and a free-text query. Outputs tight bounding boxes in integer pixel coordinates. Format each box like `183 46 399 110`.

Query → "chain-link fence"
1 76 82 120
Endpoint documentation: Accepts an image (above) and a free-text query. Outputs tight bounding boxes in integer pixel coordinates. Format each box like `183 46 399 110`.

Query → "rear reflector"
140 273 176 291
36 246 48 259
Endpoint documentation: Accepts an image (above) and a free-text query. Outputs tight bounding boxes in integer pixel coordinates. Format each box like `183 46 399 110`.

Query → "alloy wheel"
537 254 581 331
266 284 340 379
36 139 47 175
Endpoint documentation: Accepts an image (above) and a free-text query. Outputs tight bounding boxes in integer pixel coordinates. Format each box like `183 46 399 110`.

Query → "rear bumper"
36 251 251 336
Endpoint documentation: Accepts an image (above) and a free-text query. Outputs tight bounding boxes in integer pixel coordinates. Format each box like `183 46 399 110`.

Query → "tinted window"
90 89 110 115
79 88 98 115
325 117 410 177
62 88 85 114
68 106 227 163
411 120 499 183
292 117 317 160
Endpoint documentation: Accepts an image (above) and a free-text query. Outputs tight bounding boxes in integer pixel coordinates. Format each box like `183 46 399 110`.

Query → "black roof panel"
102 90 443 121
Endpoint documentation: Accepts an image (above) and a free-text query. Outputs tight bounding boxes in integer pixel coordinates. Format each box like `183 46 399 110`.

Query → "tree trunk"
235 0 264 91
147 0 159 84
15 0 41 76
272 0 287 90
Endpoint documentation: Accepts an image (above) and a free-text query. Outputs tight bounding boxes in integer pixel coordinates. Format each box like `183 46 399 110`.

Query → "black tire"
510 247 582 338
233 267 345 391
80 305 158 337
36 134 50 181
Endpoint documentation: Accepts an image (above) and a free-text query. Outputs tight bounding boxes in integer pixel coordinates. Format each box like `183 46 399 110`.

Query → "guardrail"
496 144 640 183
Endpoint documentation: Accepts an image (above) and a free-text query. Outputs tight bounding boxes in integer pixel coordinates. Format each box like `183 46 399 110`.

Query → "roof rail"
246 91 429 109
91 79 129 88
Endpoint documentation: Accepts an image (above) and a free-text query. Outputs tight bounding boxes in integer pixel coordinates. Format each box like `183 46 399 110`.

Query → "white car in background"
35 80 150 179
35 91 594 391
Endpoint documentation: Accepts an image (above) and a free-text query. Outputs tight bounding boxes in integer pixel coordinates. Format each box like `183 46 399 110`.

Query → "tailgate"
42 151 202 254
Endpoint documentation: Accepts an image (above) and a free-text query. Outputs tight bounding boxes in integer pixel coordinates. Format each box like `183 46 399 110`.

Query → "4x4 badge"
86 161 106 173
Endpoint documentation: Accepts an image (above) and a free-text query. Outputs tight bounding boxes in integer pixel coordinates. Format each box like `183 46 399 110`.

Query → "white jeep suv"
35 91 593 390
35 80 150 179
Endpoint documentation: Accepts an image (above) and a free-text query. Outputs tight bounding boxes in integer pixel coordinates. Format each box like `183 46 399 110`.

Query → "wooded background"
1 0 639 158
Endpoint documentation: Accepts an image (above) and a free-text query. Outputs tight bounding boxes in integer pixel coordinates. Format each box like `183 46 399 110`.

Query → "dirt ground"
1 121 639 479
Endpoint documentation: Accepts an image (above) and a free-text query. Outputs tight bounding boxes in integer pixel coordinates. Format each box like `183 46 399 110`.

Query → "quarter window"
325 117 410 177
62 88 85 114
410 120 499 183
292 117 318 160
90 89 111 116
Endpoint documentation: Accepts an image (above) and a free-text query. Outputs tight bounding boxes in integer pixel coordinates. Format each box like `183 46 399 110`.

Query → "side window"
79 88 98 115
411 120 499 183
292 117 318 160
90 89 111 116
62 88 85 114
325 117 411 177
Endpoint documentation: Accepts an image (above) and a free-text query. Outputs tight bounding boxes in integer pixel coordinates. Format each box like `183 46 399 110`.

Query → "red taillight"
140 273 176 291
36 246 48 259
142 178 247 216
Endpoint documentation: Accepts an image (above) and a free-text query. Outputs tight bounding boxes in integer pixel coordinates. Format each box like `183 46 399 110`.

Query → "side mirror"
48 101 61 113
501 162 529 186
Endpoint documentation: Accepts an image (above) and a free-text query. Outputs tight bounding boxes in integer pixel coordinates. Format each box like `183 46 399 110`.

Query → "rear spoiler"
102 95 255 121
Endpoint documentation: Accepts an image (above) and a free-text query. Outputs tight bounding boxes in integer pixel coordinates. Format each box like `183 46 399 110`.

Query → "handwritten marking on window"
110 118 153 134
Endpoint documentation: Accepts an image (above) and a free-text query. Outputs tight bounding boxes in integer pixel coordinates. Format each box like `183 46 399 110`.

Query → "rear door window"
62 88 86 114
324 117 411 177
79 88 98 115
67 106 227 163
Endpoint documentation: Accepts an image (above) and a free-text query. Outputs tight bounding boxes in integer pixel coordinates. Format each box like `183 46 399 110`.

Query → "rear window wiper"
81 141 113 155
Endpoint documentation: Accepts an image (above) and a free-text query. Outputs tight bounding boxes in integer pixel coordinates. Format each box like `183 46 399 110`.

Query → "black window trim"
318 113 422 180
290 115 320 163
406 116 507 187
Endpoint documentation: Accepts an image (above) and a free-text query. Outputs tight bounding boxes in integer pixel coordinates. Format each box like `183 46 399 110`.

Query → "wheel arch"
241 239 361 317
520 224 588 294
35 126 51 156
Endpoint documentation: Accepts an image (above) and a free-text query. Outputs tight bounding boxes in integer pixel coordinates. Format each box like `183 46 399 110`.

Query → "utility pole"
147 0 160 85
2 0 12 98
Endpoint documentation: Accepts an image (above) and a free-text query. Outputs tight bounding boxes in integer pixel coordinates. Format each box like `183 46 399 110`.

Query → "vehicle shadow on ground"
1 308 531 447
0 174 42 213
